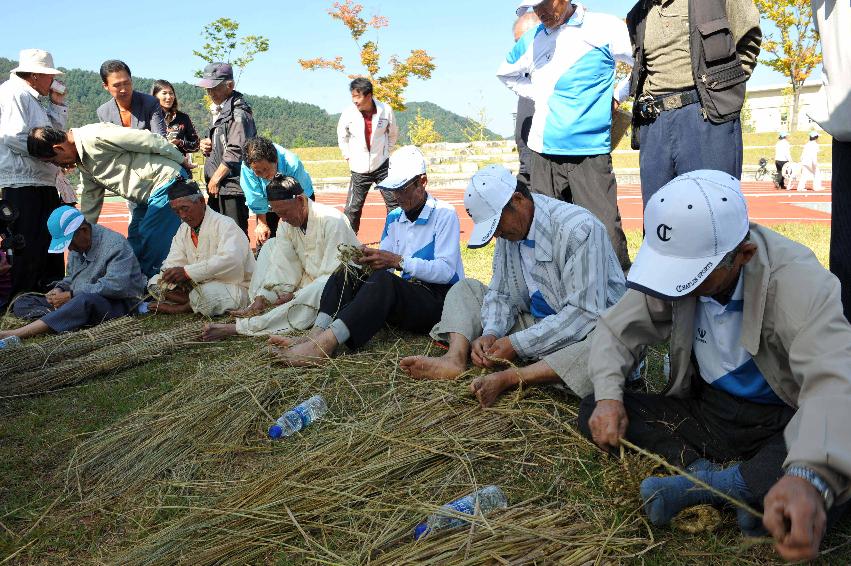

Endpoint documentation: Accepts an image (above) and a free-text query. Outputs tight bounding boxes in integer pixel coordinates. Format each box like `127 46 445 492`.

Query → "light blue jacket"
239 144 314 214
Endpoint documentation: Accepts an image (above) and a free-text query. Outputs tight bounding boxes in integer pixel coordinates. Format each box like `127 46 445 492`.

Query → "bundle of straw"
334 243 374 278
0 322 201 398
0 316 142 377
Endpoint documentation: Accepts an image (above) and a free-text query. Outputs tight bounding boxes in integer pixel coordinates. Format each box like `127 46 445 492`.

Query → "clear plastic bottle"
0 336 22 349
268 395 328 439
413 485 508 540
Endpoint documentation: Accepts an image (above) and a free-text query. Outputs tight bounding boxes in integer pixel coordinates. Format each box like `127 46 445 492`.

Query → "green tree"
298 1 435 111
754 0 821 132
461 104 491 143
407 109 442 146
193 17 270 84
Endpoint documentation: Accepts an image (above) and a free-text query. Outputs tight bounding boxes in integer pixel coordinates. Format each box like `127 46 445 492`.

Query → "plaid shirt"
481 194 626 358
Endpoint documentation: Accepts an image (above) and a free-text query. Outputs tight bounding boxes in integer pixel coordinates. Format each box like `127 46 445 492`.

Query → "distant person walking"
512 11 540 191
337 78 399 234
151 79 200 156
774 131 791 189
626 0 761 204
0 48 67 296
796 131 822 192
498 0 633 271
197 63 257 235
96 60 166 135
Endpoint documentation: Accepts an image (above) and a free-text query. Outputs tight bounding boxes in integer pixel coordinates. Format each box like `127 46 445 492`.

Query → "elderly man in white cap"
0 206 146 342
273 145 463 366
579 170 851 561
0 48 68 298
400 165 626 407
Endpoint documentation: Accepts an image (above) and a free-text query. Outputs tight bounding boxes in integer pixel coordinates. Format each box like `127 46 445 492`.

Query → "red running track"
95 181 832 247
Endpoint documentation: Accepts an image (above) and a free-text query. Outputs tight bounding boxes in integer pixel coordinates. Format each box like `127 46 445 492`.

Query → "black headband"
167 180 202 201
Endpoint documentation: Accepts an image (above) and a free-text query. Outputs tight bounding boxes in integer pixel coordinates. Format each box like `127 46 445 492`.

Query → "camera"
0 199 26 265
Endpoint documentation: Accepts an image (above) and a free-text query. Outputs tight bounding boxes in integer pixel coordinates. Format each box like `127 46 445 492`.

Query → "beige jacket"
590 224 851 499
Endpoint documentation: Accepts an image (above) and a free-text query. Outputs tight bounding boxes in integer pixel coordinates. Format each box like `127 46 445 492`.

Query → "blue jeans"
127 179 182 278
639 102 743 206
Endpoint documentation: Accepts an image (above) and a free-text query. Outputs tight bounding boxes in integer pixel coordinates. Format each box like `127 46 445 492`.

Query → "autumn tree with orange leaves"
754 0 821 132
298 1 435 111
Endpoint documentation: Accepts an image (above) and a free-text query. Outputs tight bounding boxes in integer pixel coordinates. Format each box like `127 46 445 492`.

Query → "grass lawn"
0 224 840 565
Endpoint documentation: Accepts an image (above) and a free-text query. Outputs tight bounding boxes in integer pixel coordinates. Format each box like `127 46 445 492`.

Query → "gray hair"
175 193 205 204
718 231 751 269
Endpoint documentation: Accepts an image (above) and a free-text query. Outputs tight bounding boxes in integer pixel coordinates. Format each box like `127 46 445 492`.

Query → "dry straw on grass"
0 322 201 398
0 316 143 377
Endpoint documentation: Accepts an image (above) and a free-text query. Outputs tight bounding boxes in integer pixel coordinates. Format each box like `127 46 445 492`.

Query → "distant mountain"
0 57 501 147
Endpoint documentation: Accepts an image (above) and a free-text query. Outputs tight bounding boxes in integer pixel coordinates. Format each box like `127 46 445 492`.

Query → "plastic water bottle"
0 336 22 349
413 486 508 540
268 395 328 439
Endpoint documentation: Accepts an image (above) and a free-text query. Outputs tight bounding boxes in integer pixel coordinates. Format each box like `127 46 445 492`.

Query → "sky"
2 0 808 137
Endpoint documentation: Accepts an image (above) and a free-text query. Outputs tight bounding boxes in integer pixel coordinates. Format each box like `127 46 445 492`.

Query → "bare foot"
400 353 465 380
267 327 323 348
229 298 268 318
272 330 338 367
202 323 237 342
149 301 192 315
469 370 519 408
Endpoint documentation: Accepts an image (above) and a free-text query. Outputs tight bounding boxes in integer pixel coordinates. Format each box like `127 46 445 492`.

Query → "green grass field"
0 224 840 565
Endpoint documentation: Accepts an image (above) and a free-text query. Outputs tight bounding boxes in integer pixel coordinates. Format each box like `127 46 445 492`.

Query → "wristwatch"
785 465 835 510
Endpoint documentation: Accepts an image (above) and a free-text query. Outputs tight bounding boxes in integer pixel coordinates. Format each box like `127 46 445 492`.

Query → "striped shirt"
497 3 632 156
482 194 626 358
380 193 464 285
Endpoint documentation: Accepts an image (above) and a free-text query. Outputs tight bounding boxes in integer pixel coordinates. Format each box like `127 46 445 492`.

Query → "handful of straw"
0 322 201 398
334 243 374 279
0 317 142 377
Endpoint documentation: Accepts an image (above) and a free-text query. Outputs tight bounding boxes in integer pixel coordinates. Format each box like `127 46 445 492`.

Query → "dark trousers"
530 151 631 270
578 385 795 500
638 102 743 205
318 269 448 349
12 293 131 333
515 96 535 191
344 160 398 234
775 160 788 189
831 139 851 322
209 193 249 235
2 186 65 296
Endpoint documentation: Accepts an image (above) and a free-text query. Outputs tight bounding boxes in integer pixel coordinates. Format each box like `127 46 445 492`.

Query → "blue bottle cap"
413 523 429 540
268 424 283 439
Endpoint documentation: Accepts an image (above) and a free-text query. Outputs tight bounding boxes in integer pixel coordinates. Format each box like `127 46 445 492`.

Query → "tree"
754 0 821 132
407 109 442 146
461 101 492 143
193 18 270 84
298 1 435 111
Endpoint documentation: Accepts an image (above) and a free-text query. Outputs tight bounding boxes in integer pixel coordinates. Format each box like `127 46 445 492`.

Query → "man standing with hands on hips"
337 78 399 234
197 62 256 235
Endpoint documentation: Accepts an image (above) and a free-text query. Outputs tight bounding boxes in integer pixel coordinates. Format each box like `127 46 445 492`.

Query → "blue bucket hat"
47 206 84 253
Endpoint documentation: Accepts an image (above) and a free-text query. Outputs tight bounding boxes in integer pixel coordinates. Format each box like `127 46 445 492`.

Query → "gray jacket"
204 92 255 196
55 223 147 309
482 194 626 359
590 224 851 500
96 91 166 136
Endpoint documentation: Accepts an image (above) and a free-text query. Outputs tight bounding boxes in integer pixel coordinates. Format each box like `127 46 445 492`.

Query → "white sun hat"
464 165 518 249
11 49 63 75
626 170 750 299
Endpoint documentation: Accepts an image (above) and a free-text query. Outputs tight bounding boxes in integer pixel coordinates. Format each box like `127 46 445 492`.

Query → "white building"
746 80 824 133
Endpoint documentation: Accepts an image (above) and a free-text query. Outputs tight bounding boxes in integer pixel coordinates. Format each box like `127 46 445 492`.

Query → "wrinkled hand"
356 246 402 271
254 222 271 245
199 138 212 156
46 288 72 308
162 267 191 285
485 336 516 365
207 179 219 197
588 399 628 451
763 476 827 562
471 335 498 368
49 84 66 106
182 156 197 171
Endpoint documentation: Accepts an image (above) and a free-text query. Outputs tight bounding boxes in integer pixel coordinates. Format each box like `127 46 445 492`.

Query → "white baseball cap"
627 170 750 300
465 165 518 248
515 0 543 16
377 145 427 190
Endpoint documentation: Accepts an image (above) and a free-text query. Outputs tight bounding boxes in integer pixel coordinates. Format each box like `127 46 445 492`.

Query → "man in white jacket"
148 180 254 316
795 131 822 192
337 78 399 233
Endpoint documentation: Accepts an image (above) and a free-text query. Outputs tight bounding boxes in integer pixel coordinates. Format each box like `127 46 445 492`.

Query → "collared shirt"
497 3 633 156
694 273 784 404
518 213 557 319
643 0 692 96
239 143 315 215
0 75 66 188
379 193 464 285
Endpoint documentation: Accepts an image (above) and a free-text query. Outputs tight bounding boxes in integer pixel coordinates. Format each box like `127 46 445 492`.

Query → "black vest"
627 0 749 148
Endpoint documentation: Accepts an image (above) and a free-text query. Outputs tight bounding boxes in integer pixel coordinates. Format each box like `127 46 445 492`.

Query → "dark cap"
267 174 304 201
196 62 234 88
167 179 202 201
